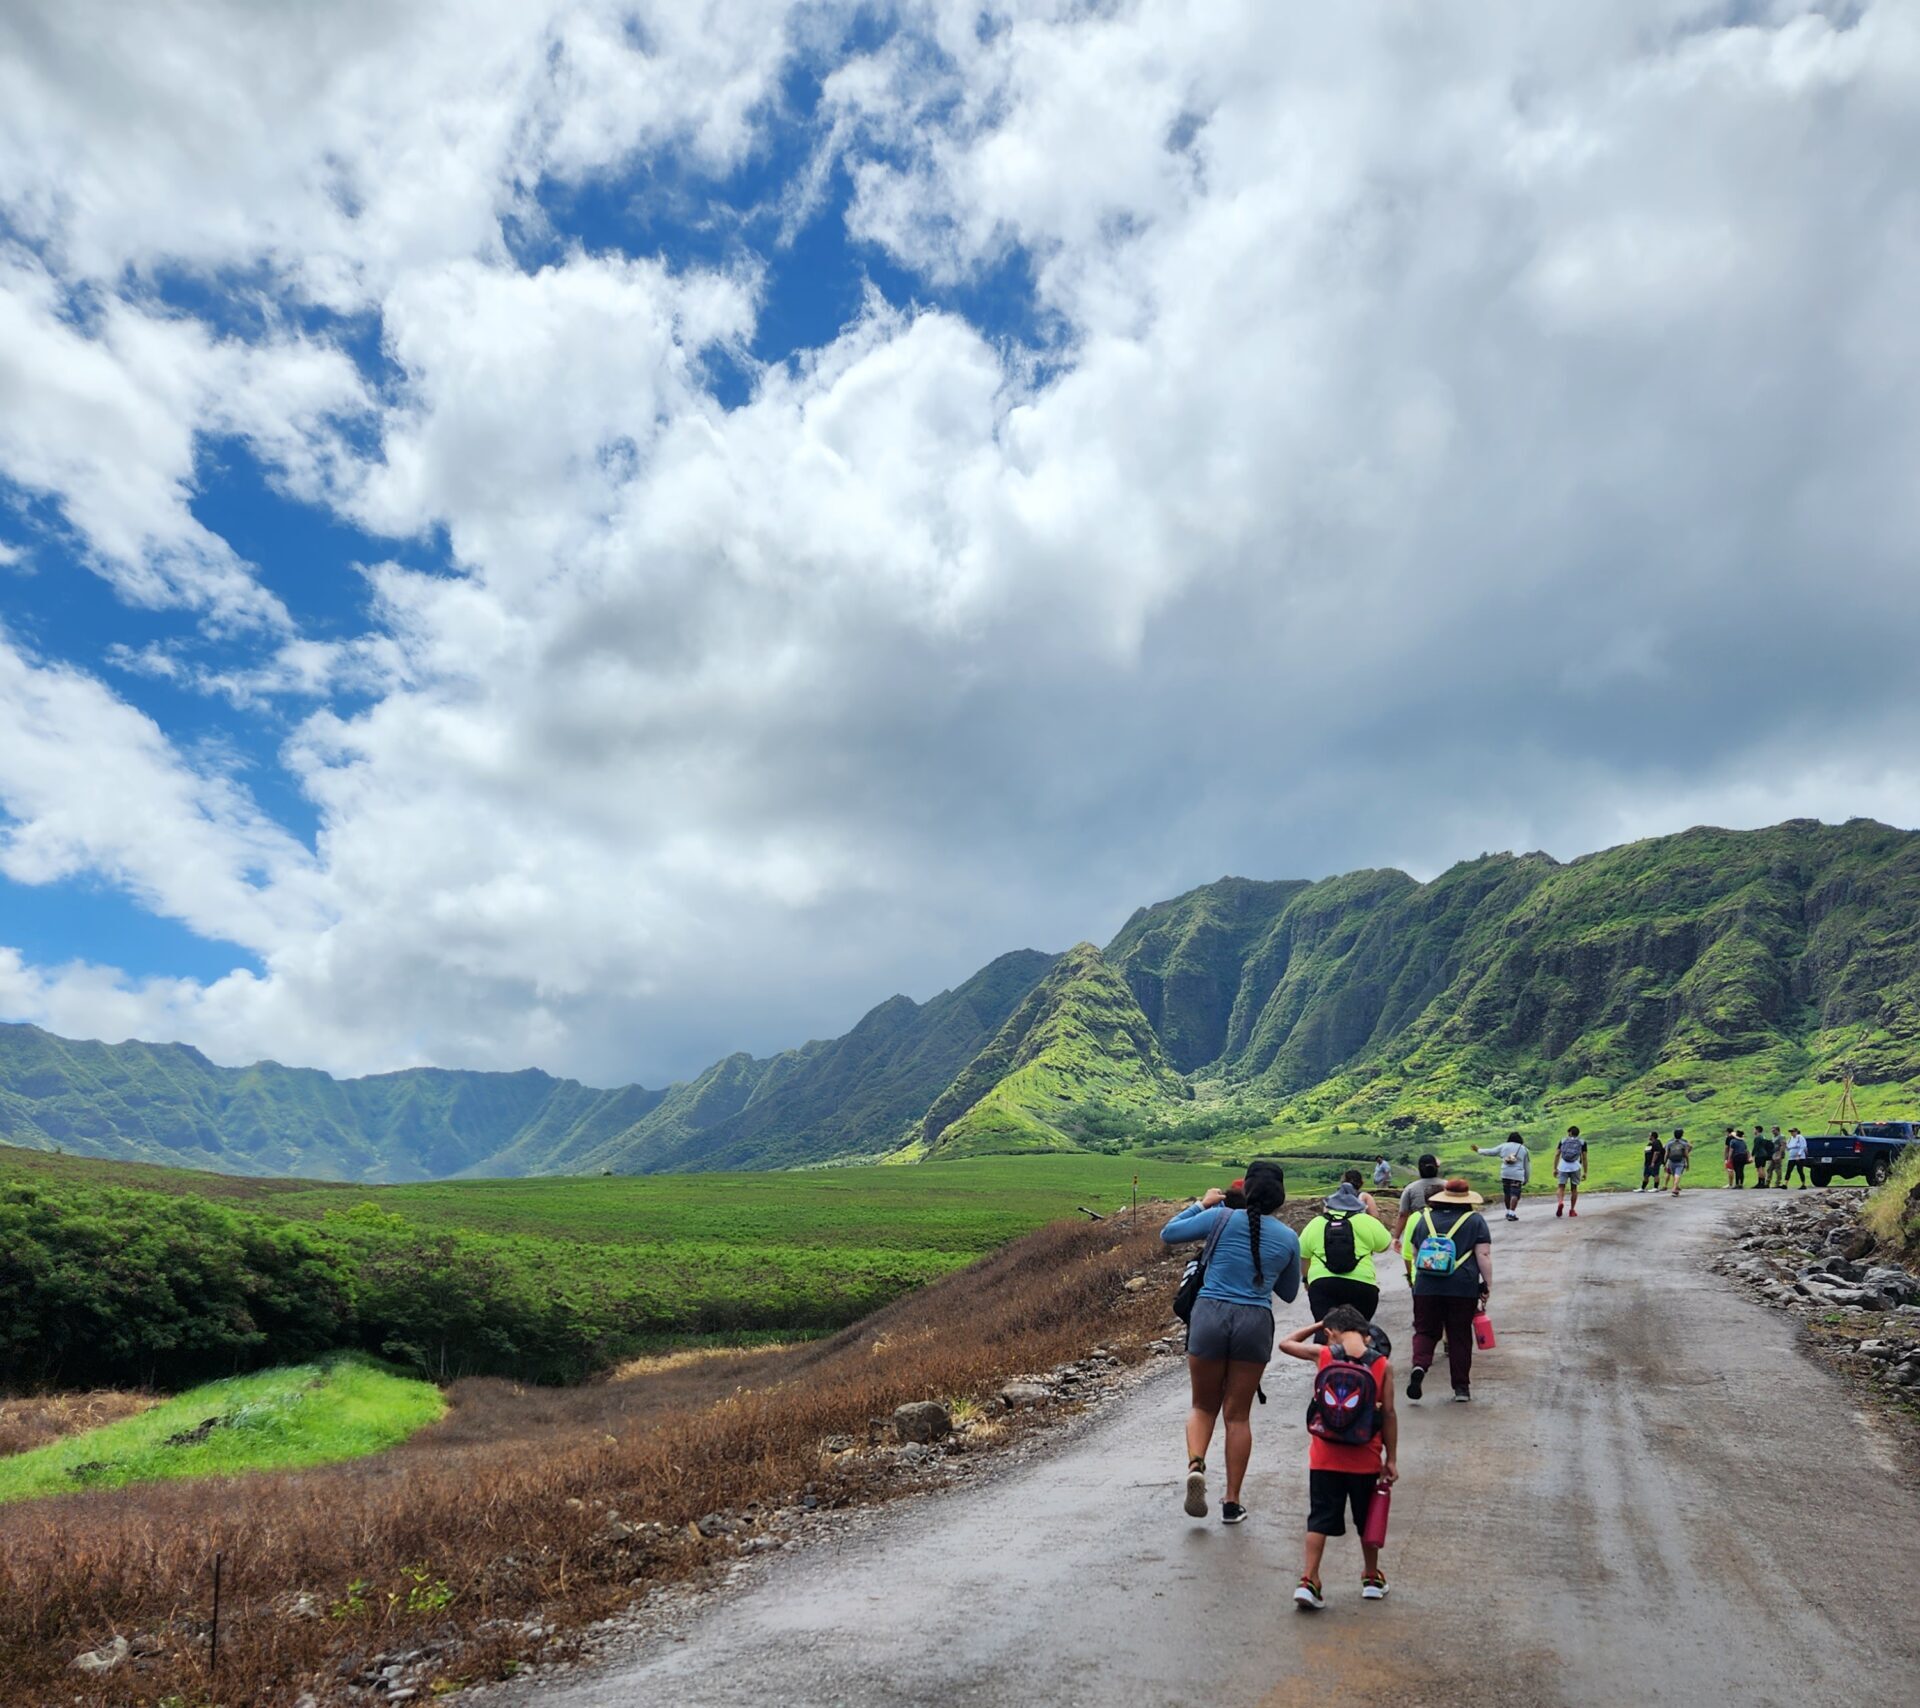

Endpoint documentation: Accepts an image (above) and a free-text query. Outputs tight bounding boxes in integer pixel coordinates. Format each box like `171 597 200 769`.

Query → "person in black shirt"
1638 1130 1667 1191
1399 1179 1492 1403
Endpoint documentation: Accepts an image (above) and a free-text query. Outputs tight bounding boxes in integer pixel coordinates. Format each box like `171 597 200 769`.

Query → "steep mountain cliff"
914 943 1190 1157
1103 818 1920 1124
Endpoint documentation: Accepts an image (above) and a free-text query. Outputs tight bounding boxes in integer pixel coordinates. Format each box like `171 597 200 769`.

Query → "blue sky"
1 2 1916 1087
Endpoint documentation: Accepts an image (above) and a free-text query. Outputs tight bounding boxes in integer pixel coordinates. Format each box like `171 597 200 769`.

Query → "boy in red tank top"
1276 1305 1399 1609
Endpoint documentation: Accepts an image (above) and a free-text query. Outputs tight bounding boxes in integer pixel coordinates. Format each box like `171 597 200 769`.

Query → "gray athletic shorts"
1187 1297 1275 1364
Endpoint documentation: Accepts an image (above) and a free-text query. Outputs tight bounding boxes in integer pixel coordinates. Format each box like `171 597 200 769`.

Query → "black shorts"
1307 1468 1379 1537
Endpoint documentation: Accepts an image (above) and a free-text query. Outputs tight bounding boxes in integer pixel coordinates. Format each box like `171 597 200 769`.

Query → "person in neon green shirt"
1298 1181 1396 1322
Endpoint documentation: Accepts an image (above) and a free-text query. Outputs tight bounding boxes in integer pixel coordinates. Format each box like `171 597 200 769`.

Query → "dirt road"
530 1192 1920 1707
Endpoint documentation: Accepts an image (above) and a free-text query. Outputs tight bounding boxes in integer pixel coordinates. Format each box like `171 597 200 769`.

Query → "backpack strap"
1197 1207 1232 1264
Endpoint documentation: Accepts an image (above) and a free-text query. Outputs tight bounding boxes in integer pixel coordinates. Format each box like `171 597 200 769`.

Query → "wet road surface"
532 1192 1920 1707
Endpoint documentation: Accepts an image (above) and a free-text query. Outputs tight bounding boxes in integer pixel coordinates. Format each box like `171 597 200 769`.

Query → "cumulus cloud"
1 1 1918 1085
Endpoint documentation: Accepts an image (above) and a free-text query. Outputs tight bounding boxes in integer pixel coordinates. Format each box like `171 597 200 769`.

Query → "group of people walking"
1160 1156 1492 1613
1158 1114 1825 1612
1634 1125 1810 1192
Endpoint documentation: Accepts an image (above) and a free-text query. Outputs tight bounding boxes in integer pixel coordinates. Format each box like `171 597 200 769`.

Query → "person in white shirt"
1474 1131 1530 1221
1782 1127 1811 1188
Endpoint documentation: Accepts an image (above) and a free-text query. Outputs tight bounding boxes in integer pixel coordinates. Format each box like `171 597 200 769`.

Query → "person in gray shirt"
1394 1155 1447 1324
1474 1131 1530 1222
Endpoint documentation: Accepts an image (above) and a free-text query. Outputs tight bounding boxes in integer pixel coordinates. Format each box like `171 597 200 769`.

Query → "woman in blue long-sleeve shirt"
1161 1161 1301 1524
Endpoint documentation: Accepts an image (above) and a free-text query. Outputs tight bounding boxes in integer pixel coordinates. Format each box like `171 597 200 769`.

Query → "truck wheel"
1866 1154 1892 1188
1810 1166 1833 1187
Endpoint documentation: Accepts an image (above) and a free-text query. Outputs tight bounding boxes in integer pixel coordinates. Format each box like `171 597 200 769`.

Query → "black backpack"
1322 1211 1358 1275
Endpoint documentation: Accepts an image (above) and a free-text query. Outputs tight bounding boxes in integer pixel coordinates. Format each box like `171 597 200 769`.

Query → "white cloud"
1 2 1919 1087
0 631 324 949
0 250 369 626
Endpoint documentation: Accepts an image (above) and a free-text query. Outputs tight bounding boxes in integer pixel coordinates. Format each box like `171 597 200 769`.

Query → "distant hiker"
1768 1126 1787 1187
1638 1130 1667 1192
1474 1131 1530 1221
1400 1179 1492 1403
1724 1129 1749 1188
1161 1162 1301 1525
1342 1168 1382 1220
1371 1156 1393 1190
1396 1155 1446 1241
1782 1128 1810 1188
1554 1126 1588 1218
1665 1130 1692 1195
1300 1182 1395 1324
1276 1304 1398 1610
1751 1127 1777 1188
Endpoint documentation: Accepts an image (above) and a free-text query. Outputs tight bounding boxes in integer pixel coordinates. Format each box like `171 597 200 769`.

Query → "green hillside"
565 949 1056 1172
0 951 1052 1181
915 943 1190 1157
0 1024 665 1181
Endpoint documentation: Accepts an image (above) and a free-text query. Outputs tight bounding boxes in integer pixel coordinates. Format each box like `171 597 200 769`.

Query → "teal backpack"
1413 1209 1474 1275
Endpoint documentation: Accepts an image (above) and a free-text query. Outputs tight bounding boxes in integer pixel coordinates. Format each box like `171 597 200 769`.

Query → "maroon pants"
1411 1294 1478 1392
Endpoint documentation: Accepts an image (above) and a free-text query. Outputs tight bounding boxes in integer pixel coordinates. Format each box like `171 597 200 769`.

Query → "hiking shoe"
1184 1463 1208 1518
1406 1367 1425 1401
1362 1573 1389 1600
1452 1388 1472 1403
1220 1501 1247 1525
1294 1577 1325 1611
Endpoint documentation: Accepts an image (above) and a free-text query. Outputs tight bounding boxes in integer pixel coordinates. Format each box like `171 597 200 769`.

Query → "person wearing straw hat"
1399 1178 1492 1403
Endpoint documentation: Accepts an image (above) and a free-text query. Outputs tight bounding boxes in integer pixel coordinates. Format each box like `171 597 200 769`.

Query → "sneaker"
1406 1367 1425 1402
1569 1207 1579 1217
1294 1577 1326 1611
1505 1210 1517 1221
1452 1388 1472 1403
1362 1573 1389 1601
1221 1501 1247 1525
1184 1463 1208 1519
1555 1202 1564 1217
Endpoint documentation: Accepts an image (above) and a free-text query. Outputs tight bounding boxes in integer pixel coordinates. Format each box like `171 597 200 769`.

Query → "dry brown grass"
0 1389 160 1457
0 1210 1183 1706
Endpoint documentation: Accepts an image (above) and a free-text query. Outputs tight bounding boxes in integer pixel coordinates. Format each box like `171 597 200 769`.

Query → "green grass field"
0 1144 1366 1250
0 1356 443 1501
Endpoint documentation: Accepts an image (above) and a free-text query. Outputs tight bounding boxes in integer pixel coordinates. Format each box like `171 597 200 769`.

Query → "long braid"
1242 1164 1286 1286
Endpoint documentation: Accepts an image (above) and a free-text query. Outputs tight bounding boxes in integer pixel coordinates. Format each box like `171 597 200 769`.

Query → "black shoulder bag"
1172 1207 1232 1324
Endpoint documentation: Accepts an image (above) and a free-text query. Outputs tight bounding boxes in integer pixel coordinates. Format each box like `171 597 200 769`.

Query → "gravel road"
530 1191 1920 1708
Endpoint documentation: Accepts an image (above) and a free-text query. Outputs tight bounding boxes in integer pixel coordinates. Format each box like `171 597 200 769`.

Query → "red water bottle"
1472 1310 1496 1350
1360 1479 1392 1549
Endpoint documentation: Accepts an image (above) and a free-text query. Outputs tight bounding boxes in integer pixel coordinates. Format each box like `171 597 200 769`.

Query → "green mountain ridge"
0 949 1055 1180
914 943 1191 1157
1100 817 1920 1130
4 819 1919 1178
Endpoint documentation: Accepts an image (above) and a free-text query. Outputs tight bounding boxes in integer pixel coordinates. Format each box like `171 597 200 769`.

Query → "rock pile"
1710 1191 1920 1395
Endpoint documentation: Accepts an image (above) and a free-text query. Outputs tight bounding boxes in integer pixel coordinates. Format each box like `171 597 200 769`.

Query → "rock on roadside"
891 1402 953 1445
